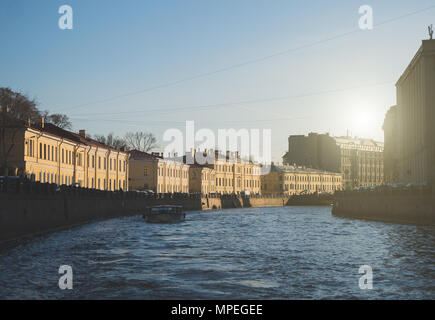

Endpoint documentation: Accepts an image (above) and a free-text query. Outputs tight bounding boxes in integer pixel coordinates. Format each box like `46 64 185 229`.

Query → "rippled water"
0 206 434 299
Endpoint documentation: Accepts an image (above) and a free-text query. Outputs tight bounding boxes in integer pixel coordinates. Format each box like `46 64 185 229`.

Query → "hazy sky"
1 0 434 162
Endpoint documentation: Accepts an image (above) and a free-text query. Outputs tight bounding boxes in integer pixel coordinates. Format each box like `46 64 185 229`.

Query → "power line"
69 80 394 118
54 4 435 114
69 115 314 127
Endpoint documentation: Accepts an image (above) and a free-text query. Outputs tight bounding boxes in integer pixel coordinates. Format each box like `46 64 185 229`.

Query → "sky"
0 0 434 163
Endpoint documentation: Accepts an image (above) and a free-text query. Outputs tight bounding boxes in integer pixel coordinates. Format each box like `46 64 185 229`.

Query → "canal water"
0 206 434 299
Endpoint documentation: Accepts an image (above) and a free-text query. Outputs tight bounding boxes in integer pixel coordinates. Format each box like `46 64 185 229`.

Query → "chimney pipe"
79 130 87 138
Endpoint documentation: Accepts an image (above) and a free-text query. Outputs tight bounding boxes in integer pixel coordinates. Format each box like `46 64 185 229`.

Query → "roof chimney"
79 130 87 138
41 117 45 129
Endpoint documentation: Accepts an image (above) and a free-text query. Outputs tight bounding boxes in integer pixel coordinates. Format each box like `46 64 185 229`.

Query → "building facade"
129 150 190 193
3 119 129 190
186 150 262 195
334 136 384 189
391 39 435 185
283 133 384 190
261 164 342 195
383 105 399 184
282 133 341 173
189 164 216 195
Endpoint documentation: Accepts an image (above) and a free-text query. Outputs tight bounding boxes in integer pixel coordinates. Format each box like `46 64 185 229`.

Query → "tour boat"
143 205 185 223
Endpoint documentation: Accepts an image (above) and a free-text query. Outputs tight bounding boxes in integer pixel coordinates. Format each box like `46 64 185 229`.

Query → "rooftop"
24 118 129 154
271 164 341 175
333 136 384 148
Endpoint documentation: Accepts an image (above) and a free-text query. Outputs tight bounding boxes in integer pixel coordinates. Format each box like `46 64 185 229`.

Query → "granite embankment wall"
0 191 201 243
0 182 288 243
332 189 435 225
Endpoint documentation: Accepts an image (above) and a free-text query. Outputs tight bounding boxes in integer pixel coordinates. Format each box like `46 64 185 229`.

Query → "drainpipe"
58 138 64 184
94 147 98 189
85 145 91 188
116 151 119 190
106 149 111 190
126 152 130 191
73 144 79 184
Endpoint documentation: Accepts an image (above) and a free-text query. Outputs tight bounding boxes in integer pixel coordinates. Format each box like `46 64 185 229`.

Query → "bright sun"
351 109 377 136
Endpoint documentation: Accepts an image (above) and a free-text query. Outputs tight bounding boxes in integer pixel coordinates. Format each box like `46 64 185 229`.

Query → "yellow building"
187 150 262 195
4 118 129 190
189 164 216 195
261 164 342 195
128 150 190 193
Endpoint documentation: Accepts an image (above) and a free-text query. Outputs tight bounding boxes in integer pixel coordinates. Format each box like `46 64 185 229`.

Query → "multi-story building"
186 150 262 195
2 117 129 190
189 164 216 195
261 164 342 195
282 133 341 172
334 136 384 189
128 150 190 193
385 39 435 185
283 132 384 190
383 105 399 184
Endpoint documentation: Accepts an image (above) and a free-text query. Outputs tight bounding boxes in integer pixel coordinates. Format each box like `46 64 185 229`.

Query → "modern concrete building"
128 150 190 193
391 39 435 185
283 133 383 190
2 117 129 190
261 164 342 195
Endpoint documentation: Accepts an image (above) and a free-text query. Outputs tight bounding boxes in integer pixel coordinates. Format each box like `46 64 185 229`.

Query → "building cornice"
396 40 435 87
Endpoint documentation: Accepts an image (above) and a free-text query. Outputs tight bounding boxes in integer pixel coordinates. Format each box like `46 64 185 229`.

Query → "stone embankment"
332 186 435 225
0 180 288 243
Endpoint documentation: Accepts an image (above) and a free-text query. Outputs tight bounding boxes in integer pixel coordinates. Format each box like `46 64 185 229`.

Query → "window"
144 167 148 176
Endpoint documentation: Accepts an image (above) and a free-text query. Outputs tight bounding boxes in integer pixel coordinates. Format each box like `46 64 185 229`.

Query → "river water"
0 206 434 299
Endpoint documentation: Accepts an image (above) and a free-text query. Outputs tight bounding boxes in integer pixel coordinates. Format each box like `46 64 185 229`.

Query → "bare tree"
124 131 158 152
93 132 126 150
45 113 72 130
0 88 40 176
